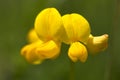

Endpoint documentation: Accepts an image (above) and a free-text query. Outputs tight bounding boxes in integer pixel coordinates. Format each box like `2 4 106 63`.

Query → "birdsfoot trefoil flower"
21 8 63 64
62 13 91 62
21 7 109 64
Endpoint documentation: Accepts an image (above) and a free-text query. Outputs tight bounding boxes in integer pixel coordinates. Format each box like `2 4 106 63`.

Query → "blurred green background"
0 0 120 80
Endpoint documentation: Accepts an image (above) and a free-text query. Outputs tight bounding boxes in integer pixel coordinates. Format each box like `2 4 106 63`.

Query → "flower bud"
87 34 108 54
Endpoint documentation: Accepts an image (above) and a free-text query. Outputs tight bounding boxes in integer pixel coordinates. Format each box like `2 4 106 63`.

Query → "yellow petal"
68 42 88 62
35 8 63 41
27 29 40 43
36 40 61 59
62 13 91 44
87 34 108 54
21 41 43 64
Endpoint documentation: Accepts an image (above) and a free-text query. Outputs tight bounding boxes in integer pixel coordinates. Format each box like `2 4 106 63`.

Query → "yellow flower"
34 8 63 59
21 7 109 64
21 8 63 64
62 13 91 62
86 34 108 54
61 13 108 62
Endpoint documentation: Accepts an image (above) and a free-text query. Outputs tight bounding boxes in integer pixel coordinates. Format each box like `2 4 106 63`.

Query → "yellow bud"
62 13 91 44
35 8 63 41
87 34 108 54
27 29 40 43
21 41 43 64
36 40 61 59
68 42 88 62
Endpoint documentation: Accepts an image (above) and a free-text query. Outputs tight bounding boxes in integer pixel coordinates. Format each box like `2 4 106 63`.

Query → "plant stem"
70 61 75 80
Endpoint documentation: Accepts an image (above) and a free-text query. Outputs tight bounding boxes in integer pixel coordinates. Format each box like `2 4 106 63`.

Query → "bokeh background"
0 0 120 80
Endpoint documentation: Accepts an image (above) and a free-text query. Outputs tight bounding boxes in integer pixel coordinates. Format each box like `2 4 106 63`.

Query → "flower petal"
68 42 88 62
62 13 91 44
21 41 43 64
35 8 63 41
27 29 41 43
36 40 61 59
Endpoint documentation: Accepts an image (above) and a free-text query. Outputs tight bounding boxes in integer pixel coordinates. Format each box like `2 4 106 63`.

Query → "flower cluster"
21 8 108 64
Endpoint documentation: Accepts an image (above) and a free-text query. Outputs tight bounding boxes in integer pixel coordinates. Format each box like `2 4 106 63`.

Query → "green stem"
70 61 75 80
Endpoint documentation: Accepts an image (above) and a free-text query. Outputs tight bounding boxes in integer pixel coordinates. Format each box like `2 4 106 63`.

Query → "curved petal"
36 40 61 59
62 13 91 44
35 8 63 41
68 42 88 62
21 41 43 64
